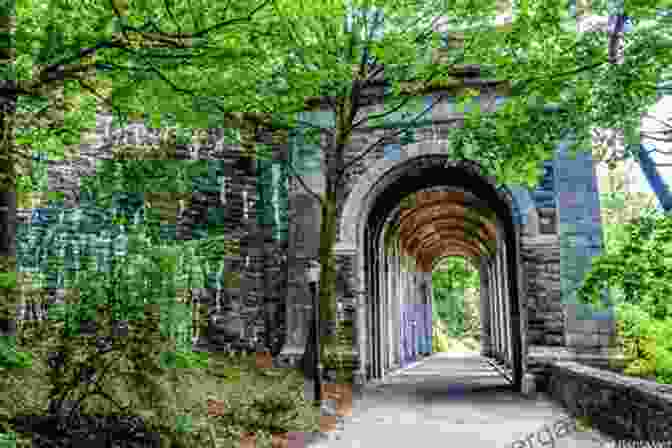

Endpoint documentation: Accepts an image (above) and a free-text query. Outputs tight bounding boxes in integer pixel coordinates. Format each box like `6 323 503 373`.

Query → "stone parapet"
546 360 672 442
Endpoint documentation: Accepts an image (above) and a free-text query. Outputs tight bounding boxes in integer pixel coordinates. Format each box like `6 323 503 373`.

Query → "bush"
1 304 320 448
0 338 33 369
616 304 672 384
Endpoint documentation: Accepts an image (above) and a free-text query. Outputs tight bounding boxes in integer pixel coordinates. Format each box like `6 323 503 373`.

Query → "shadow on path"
309 352 614 448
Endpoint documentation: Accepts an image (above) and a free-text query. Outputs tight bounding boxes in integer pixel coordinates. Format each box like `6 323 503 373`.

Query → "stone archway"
337 140 535 392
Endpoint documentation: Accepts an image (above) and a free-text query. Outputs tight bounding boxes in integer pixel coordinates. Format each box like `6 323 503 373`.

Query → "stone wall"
521 235 563 347
546 361 672 442
16 112 289 355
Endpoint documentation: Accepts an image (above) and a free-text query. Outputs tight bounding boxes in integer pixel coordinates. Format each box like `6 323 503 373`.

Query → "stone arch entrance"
338 140 535 392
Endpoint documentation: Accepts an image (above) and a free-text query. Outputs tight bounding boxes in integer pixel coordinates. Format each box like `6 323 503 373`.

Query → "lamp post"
306 260 322 406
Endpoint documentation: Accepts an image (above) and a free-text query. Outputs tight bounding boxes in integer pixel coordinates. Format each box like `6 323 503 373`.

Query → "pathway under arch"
338 140 536 392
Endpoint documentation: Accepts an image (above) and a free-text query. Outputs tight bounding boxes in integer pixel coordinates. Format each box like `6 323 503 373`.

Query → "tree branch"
162 0 183 37
350 92 416 130
338 92 453 179
284 159 323 206
42 40 123 77
349 59 454 132
152 0 273 41
510 60 609 97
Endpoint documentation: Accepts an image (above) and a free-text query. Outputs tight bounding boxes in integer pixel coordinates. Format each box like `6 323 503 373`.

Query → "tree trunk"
318 180 339 360
0 75 17 334
636 144 672 213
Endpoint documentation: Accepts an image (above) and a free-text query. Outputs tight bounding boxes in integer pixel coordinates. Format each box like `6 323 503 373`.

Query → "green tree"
5 0 671 379
210 0 671 360
432 256 479 338
0 0 276 329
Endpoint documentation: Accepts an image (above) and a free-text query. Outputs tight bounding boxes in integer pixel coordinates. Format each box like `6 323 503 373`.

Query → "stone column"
554 138 615 351
490 257 499 360
372 233 379 379
381 246 386 375
488 260 496 358
384 243 392 370
490 259 496 358
379 242 384 375
425 271 431 355
392 243 399 365
496 236 505 366
395 242 402 365
355 287 367 388
500 237 513 369
401 251 406 362
480 257 492 356
496 253 505 363
389 251 395 365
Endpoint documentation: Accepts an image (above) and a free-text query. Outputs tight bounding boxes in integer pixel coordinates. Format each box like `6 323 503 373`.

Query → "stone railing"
546 360 672 441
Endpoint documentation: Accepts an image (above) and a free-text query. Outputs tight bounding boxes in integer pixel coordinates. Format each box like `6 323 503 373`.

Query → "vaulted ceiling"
387 188 500 271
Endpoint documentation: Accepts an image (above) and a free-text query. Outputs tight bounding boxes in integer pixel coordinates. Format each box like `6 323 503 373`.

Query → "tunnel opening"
361 156 523 391
431 256 481 355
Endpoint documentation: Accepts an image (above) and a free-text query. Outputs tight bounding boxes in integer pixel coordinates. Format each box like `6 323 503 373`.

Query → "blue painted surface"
637 143 672 213
553 138 613 320
531 160 557 209
400 303 433 367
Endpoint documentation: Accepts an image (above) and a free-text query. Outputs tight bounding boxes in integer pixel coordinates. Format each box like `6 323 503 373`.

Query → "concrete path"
308 352 615 448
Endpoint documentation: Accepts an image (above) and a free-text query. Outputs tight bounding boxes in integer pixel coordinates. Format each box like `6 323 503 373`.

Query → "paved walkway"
308 352 615 448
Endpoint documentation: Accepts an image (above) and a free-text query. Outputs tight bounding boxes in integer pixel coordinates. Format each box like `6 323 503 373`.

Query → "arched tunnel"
361 155 524 391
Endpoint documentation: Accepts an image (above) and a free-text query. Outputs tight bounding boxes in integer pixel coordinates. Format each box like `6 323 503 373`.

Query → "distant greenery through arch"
431 256 481 353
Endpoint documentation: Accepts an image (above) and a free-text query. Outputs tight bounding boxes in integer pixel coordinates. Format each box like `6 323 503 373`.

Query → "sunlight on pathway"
310 352 614 448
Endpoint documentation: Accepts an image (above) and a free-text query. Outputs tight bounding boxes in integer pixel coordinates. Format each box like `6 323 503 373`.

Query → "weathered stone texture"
20 112 289 355
521 235 564 347
547 361 672 442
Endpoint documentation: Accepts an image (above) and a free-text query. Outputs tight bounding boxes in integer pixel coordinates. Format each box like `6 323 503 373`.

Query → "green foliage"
0 337 33 370
576 209 672 318
576 199 672 383
323 318 356 383
432 257 479 338
215 371 312 434
1 297 319 448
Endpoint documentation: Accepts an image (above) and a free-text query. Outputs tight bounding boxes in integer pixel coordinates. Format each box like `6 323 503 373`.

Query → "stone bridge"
12 67 671 444
281 103 617 395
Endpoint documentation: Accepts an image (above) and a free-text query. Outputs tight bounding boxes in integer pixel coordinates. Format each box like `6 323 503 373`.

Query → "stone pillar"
492 257 501 361
496 252 505 363
496 234 505 366
355 287 367 388
377 241 383 377
495 248 502 362
501 237 513 369
378 244 387 377
399 257 408 365
486 260 494 357
501 249 509 365
489 259 499 359
384 244 391 373
480 258 492 356
372 234 380 379
396 241 402 365
554 138 616 351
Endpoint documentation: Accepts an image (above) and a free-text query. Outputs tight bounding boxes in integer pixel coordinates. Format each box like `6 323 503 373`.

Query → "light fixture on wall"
306 259 322 406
